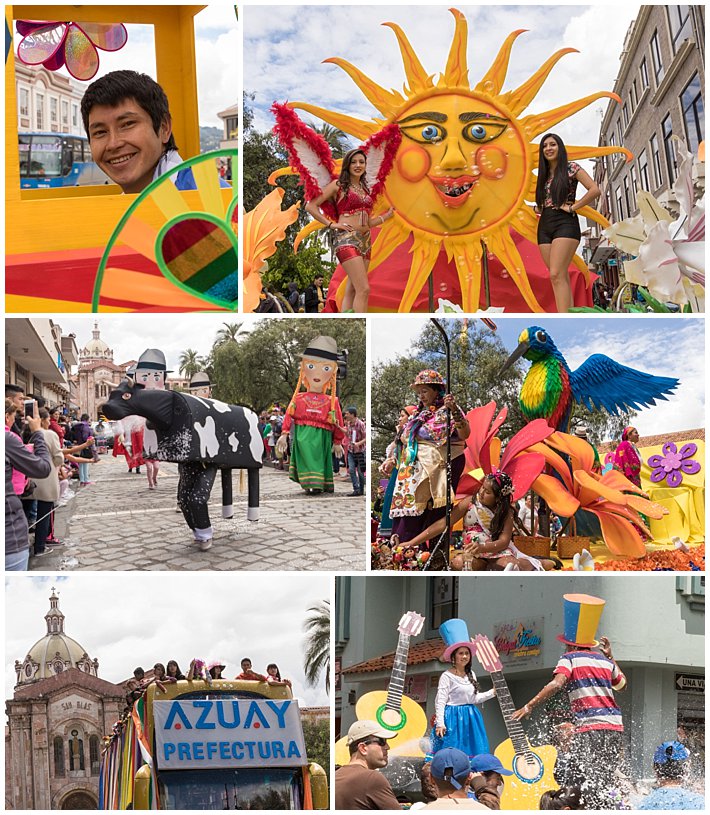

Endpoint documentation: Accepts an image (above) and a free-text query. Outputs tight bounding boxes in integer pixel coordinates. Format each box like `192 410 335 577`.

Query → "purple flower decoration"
648 442 701 488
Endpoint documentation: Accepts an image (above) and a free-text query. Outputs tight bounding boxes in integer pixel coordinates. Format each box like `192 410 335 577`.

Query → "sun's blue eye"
470 125 487 140
421 124 443 142
462 120 508 144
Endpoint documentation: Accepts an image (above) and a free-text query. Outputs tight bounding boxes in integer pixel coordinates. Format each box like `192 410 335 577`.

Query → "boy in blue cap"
421 748 487 810
637 741 704 810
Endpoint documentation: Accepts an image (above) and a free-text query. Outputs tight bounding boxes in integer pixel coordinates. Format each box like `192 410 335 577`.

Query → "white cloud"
6 574 330 708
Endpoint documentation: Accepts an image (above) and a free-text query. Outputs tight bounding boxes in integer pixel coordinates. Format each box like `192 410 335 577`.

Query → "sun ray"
500 48 578 116
571 253 590 284
369 217 410 270
445 236 483 311
576 205 610 229
399 234 442 312
382 22 434 96
566 145 633 163
511 206 540 242
288 102 377 140
293 219 323 253
323 58 404 118
475 29 527 95
441 8 469 89
520 92 621 137
485 227 545 312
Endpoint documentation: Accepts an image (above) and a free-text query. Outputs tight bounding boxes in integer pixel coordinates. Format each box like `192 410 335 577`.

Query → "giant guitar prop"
472 634 557 811
334 611 427 766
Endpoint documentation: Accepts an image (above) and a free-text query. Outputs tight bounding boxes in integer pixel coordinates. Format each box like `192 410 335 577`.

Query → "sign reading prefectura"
154 699 308 770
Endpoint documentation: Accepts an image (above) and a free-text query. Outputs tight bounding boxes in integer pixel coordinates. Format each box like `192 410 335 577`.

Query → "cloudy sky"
371 315 705 438
244 3 640 173
14 7 238 128
5 574 330 708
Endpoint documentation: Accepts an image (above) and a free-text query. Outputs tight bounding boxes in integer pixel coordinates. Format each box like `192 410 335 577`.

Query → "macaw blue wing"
570 354 679 415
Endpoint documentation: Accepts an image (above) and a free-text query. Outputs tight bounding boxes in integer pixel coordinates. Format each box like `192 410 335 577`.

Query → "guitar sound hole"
512 752 544 784
377 705 407 731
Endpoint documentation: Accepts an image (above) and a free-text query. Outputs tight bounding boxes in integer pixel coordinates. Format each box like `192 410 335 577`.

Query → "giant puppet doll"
276 336 345 494
112 364 144 474
134 349 170 490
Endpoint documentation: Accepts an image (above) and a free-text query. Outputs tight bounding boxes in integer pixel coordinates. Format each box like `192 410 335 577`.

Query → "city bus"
99 678 328 810
19 132 110 188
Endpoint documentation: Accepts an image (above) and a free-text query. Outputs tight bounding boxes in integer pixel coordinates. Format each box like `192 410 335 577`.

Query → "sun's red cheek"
476 145 507 180
397 144 431 182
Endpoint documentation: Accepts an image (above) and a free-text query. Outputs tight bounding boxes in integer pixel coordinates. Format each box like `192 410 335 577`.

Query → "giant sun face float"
285 8 630 312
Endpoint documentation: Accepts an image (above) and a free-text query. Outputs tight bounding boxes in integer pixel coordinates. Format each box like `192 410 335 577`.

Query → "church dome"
15 590 99 687
80 322 113 363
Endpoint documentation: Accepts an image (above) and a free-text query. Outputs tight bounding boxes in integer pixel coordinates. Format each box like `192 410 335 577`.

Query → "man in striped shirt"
512 634 627 808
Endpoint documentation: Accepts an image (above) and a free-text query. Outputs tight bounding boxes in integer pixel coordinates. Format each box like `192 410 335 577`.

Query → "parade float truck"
99 679 328 810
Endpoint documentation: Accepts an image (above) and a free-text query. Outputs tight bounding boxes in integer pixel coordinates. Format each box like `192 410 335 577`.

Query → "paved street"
29 453 366 571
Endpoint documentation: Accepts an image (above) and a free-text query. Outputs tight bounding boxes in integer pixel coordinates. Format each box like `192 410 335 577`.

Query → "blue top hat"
440 618 475 662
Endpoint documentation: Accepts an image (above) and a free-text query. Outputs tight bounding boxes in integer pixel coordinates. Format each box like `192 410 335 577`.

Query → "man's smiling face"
87 98 171 193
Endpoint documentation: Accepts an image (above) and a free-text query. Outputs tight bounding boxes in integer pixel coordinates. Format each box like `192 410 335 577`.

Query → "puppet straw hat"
440 618 475 662
136 348 172 373
557 593 605 647
302 335 338 361
189 372 211 390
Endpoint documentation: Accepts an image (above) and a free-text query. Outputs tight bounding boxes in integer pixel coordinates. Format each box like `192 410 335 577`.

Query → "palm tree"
214 321 244 347
303 600 330 694
313 124 351 159
178 348 205 378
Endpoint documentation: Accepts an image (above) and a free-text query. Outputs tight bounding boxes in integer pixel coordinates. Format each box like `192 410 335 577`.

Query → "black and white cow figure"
101 379 262 549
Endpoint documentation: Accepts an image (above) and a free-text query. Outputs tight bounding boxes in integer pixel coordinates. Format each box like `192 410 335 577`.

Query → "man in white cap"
334 720 401 810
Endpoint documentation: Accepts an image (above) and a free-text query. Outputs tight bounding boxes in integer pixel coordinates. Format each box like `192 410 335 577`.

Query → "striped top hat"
558 593 605 648
440 618 475 662
302 336 338 361
189 372 211 391
136 348 172 373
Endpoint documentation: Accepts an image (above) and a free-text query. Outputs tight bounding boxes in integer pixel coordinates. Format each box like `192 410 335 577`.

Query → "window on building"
35 94 44 130
650 30 664 84
662 114 677 182
616 118 623 148
623 175 632 215
622 103 629 128
668 5 692 53
89 735 100 776
62 100 69 125
429 578 458 632
54 737 65 777
50 97 58 124
95 384 99 398
650 132 662 188
20 88 29 116
681 73 704 155
638 149 649 191
69 730 85 771
629 165 638 211
631 79 638 110
640 57 649 90
616 187 624 221
72 104 78 127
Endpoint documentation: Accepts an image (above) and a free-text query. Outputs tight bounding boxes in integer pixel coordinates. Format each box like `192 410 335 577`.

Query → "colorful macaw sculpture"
501 325 679 431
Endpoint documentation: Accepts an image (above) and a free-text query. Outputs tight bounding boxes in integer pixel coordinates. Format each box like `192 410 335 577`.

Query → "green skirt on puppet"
289 425 334 492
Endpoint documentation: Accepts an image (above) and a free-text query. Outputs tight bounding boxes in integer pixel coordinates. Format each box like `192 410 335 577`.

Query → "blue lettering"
272 741 285 759
220 742 230 760
232 742 244 760
193 743 204 760
216 700 241 729
265 700 291 728
164 702 192 730
207 743 217 759
194 700 216 730
258 742 271 760
287 741 301 759
164 743 176 762
178 743 190 760
245 741 256 759
244 702 270 729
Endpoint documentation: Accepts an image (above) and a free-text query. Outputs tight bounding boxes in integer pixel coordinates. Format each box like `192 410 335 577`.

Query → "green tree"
214 321 244 346
302 716 330 785
178 348 205 378
303 600 330 694
313 123 352 158
261 239 335 296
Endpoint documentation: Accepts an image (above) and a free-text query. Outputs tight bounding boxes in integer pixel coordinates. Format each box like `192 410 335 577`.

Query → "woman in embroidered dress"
612 426 642 487
382 370 469 546
276 336 345 495
405 471 558 570
305 148 395 313
535 133 600 313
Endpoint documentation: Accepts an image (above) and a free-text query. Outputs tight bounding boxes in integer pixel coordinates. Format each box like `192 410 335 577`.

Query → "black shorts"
537 207 581 244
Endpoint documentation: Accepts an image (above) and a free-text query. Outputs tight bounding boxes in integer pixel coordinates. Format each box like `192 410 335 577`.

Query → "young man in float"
81 70 229 194
512 593 627 809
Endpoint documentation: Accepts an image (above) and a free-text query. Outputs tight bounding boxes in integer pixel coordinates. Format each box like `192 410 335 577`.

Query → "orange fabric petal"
625 495 667 519
547 431 594 471
531 474 581 516
574 470 626 503
527 442 574 491
586 509 647 558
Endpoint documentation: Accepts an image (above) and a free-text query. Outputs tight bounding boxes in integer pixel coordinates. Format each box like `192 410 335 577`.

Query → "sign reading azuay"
154 699 308 770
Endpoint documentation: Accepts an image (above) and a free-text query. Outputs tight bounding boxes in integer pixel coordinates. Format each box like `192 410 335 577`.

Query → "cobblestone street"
29 453 366 571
